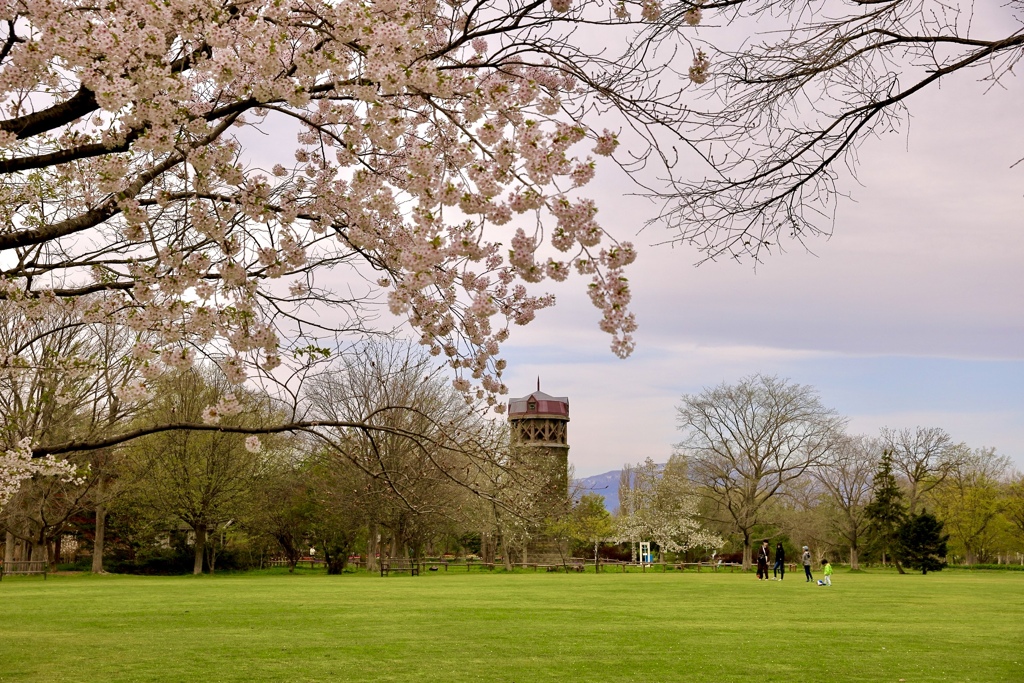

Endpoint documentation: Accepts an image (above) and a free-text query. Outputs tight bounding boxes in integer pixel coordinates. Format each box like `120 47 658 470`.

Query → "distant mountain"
574 470 621 513
575 463 668 513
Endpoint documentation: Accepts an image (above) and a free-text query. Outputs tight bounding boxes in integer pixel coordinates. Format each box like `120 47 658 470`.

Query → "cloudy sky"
500 64 1024 477
231 7 1022 480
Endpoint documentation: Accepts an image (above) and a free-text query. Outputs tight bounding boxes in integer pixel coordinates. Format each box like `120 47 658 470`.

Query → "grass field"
2 567 1022 682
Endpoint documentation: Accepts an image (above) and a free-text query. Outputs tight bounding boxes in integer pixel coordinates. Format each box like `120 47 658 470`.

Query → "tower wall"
508 390 570 500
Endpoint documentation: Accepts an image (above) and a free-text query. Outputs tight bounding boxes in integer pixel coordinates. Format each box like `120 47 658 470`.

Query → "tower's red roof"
508 391 569 418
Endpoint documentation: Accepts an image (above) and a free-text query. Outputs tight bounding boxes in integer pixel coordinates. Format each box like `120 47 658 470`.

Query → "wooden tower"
508 381 569 497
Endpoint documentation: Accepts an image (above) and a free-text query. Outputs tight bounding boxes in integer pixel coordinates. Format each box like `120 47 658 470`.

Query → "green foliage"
948 563 1024 572
897 509 950 575
570 493 614 543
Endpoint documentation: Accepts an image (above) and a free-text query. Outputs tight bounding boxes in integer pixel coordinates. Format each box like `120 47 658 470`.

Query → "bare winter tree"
814 434 880 570
881 426 966 514
677 374 845 569
651 0 1024 263
0 300 146 567
303 340 523 568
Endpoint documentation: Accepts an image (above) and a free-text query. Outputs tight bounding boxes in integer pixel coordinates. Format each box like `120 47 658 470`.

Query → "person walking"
772 542 785 580
802 546 813 582
756 540 770 580
821 558 833 587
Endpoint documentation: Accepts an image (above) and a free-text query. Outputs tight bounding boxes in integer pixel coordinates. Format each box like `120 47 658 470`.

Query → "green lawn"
1 568 1021 682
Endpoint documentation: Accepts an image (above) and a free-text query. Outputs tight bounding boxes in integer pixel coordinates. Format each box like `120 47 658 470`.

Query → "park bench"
1 560 48 580
380 559 420 576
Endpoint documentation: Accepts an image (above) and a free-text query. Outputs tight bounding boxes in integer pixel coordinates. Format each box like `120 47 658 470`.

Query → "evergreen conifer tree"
897 510 950 574
865 450 908 573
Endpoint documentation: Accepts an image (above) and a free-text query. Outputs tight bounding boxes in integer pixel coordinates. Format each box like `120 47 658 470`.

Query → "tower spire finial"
537 376 540 392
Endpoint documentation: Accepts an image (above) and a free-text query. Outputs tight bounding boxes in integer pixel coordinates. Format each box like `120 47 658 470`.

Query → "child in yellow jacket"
819 559 833 586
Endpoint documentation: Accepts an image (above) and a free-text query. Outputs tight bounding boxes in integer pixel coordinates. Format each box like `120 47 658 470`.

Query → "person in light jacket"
802 546 813 582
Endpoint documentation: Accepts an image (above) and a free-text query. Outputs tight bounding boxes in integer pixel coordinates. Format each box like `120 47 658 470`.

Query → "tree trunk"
207 538 217 574
51 536 60 572
366 526 379 573
326 553 345 575
594 540 600 572
741 532 752 571
4 530 14 567
30 535 48 565
500 534 513 571
849 545 859 571
481 532 494 564
193 524 206 575
92 503 107 573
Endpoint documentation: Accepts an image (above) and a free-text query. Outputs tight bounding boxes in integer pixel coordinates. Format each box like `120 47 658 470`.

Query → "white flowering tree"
615 456 721 561
0 0 719 507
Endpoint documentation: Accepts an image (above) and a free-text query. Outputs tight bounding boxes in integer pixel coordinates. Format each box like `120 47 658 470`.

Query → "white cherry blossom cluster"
0 439 84 511
683 7 702 26
0 0 658 407
689 49 711 84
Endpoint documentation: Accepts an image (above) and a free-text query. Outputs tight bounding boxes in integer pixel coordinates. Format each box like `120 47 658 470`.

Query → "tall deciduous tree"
881 427 965 514
815 435 878 570
570 493 614 569
127 369 272 574
927 447 1010 565
677 374 844 569
304 340 505 566
1004 475 1024 551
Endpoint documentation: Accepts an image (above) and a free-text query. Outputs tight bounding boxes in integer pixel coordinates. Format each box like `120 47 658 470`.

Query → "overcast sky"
500 66 1024 477
235 10 1023 480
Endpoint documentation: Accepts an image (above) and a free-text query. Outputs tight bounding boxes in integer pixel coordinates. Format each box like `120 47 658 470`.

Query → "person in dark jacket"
802 546 813 582
772 542 785 580
756 540 770 580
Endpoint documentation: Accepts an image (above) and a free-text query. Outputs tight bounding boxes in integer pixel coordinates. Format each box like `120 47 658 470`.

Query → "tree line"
1 313 564 575
2 310 1020 577
669 374 1024 573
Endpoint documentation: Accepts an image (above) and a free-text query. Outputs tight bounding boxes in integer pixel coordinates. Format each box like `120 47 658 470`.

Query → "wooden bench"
380 559 420 576
1 560 48 580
